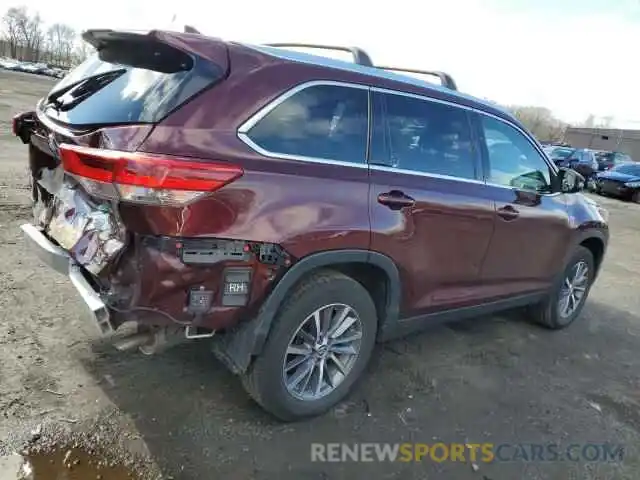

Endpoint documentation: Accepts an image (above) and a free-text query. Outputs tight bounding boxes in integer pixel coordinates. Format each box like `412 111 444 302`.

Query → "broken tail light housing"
59 143 243 206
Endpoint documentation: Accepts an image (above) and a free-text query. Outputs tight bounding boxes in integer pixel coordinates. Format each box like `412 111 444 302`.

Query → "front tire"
241 270 378 421
528 246 595 330
632 191 640 204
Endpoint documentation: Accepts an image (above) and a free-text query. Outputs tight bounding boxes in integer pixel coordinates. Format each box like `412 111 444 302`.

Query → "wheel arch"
210 249 401 374
573 228 608 279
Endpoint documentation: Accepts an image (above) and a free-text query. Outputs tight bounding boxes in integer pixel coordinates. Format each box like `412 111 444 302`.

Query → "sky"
13 0 640 128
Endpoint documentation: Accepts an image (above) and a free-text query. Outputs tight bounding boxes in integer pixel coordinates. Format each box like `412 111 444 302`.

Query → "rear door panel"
368 90 495 319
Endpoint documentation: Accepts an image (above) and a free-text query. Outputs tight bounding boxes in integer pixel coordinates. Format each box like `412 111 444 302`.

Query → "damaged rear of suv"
16 29 246 339
15 28 609 421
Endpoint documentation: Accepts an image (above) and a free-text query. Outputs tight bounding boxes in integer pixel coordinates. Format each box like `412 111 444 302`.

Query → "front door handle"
377 190 415 210
497 204 519 221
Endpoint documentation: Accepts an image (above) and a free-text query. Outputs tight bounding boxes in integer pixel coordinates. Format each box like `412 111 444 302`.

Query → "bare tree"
73 39 93 65
47 23 76 65
580 114 596 128
598 115 614 128
2 6 26 58
508 105 568 143
7 7 45 62
577 114 616 129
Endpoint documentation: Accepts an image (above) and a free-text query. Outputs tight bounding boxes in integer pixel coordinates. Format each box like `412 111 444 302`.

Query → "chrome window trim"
236 132 369 169
369 165 485 185
236 79 558 190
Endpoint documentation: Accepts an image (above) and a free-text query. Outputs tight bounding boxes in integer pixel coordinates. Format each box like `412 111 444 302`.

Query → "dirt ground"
1 69 640 480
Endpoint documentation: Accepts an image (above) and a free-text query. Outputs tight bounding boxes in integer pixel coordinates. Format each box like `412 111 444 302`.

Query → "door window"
480 116 553 193
370 92 479 180
245 84 368 164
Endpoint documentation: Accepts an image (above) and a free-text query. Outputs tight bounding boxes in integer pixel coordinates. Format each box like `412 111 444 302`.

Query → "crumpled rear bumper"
20 223 115 335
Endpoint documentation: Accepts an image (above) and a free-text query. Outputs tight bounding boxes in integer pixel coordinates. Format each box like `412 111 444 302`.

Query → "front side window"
245 84 368 164
481 116 553 193
370 92 478 180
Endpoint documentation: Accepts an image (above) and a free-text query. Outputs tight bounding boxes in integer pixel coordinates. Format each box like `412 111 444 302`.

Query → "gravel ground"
1 69 640 480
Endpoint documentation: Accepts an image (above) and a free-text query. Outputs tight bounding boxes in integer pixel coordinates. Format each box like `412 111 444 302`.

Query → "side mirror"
559 167 584 193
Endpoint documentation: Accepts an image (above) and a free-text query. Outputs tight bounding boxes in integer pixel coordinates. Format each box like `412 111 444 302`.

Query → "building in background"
564 127 640 160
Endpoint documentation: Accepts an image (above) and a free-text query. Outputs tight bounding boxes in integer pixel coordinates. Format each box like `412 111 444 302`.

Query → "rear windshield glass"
550 147 574 159
41 41 223 126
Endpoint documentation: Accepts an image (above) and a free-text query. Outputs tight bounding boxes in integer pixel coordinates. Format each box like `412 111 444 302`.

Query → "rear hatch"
17 29 230 275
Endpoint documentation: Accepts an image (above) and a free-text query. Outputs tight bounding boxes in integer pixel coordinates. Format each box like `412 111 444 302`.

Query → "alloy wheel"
283 303 363 401
558 261 589 318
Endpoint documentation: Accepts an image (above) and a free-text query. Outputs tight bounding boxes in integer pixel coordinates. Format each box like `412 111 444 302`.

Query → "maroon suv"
14 29 609 421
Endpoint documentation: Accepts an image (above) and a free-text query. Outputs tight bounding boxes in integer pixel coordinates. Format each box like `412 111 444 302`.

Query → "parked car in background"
547 146 575 164
594 162 640 202
595 151 633 172
0 58 69 78
547 147 599 189
14 29 609 420
0 58 20 70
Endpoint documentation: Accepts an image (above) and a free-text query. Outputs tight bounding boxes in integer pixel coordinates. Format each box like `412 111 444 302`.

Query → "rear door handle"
497 204 519 221
377 190 415 210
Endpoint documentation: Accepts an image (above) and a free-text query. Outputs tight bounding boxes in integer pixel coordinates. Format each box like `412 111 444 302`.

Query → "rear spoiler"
81 29 229 72
264 42 457 91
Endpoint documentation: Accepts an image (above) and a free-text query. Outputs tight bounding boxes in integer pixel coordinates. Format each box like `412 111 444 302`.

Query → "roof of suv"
244 43 515 123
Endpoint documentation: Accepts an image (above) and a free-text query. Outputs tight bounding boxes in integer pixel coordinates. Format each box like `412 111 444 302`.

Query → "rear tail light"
59 144 243 206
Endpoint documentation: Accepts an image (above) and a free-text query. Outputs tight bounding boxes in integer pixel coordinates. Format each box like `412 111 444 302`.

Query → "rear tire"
241 270 377 421
528 246 595 330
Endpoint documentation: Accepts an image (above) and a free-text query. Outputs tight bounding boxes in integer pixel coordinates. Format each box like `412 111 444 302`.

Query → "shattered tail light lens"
59 144 243 206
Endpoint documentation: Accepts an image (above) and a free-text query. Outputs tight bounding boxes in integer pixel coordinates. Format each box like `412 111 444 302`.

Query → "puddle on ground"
21 448 139 480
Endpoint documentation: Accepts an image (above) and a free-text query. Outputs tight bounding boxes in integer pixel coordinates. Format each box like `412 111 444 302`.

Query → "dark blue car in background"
594 163 640 203
547 147 599 189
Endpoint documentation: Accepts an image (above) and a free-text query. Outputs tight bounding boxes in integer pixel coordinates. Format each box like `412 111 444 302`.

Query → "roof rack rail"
264 43 374 67
375 66 458 91
262 43 457 91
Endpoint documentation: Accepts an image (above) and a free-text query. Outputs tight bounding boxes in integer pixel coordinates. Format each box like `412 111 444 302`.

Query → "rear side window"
370 91 478 180
244 84 368 164
41 41 224 126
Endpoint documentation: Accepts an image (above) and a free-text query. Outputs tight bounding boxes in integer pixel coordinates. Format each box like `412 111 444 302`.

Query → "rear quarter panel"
132 45 372 258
